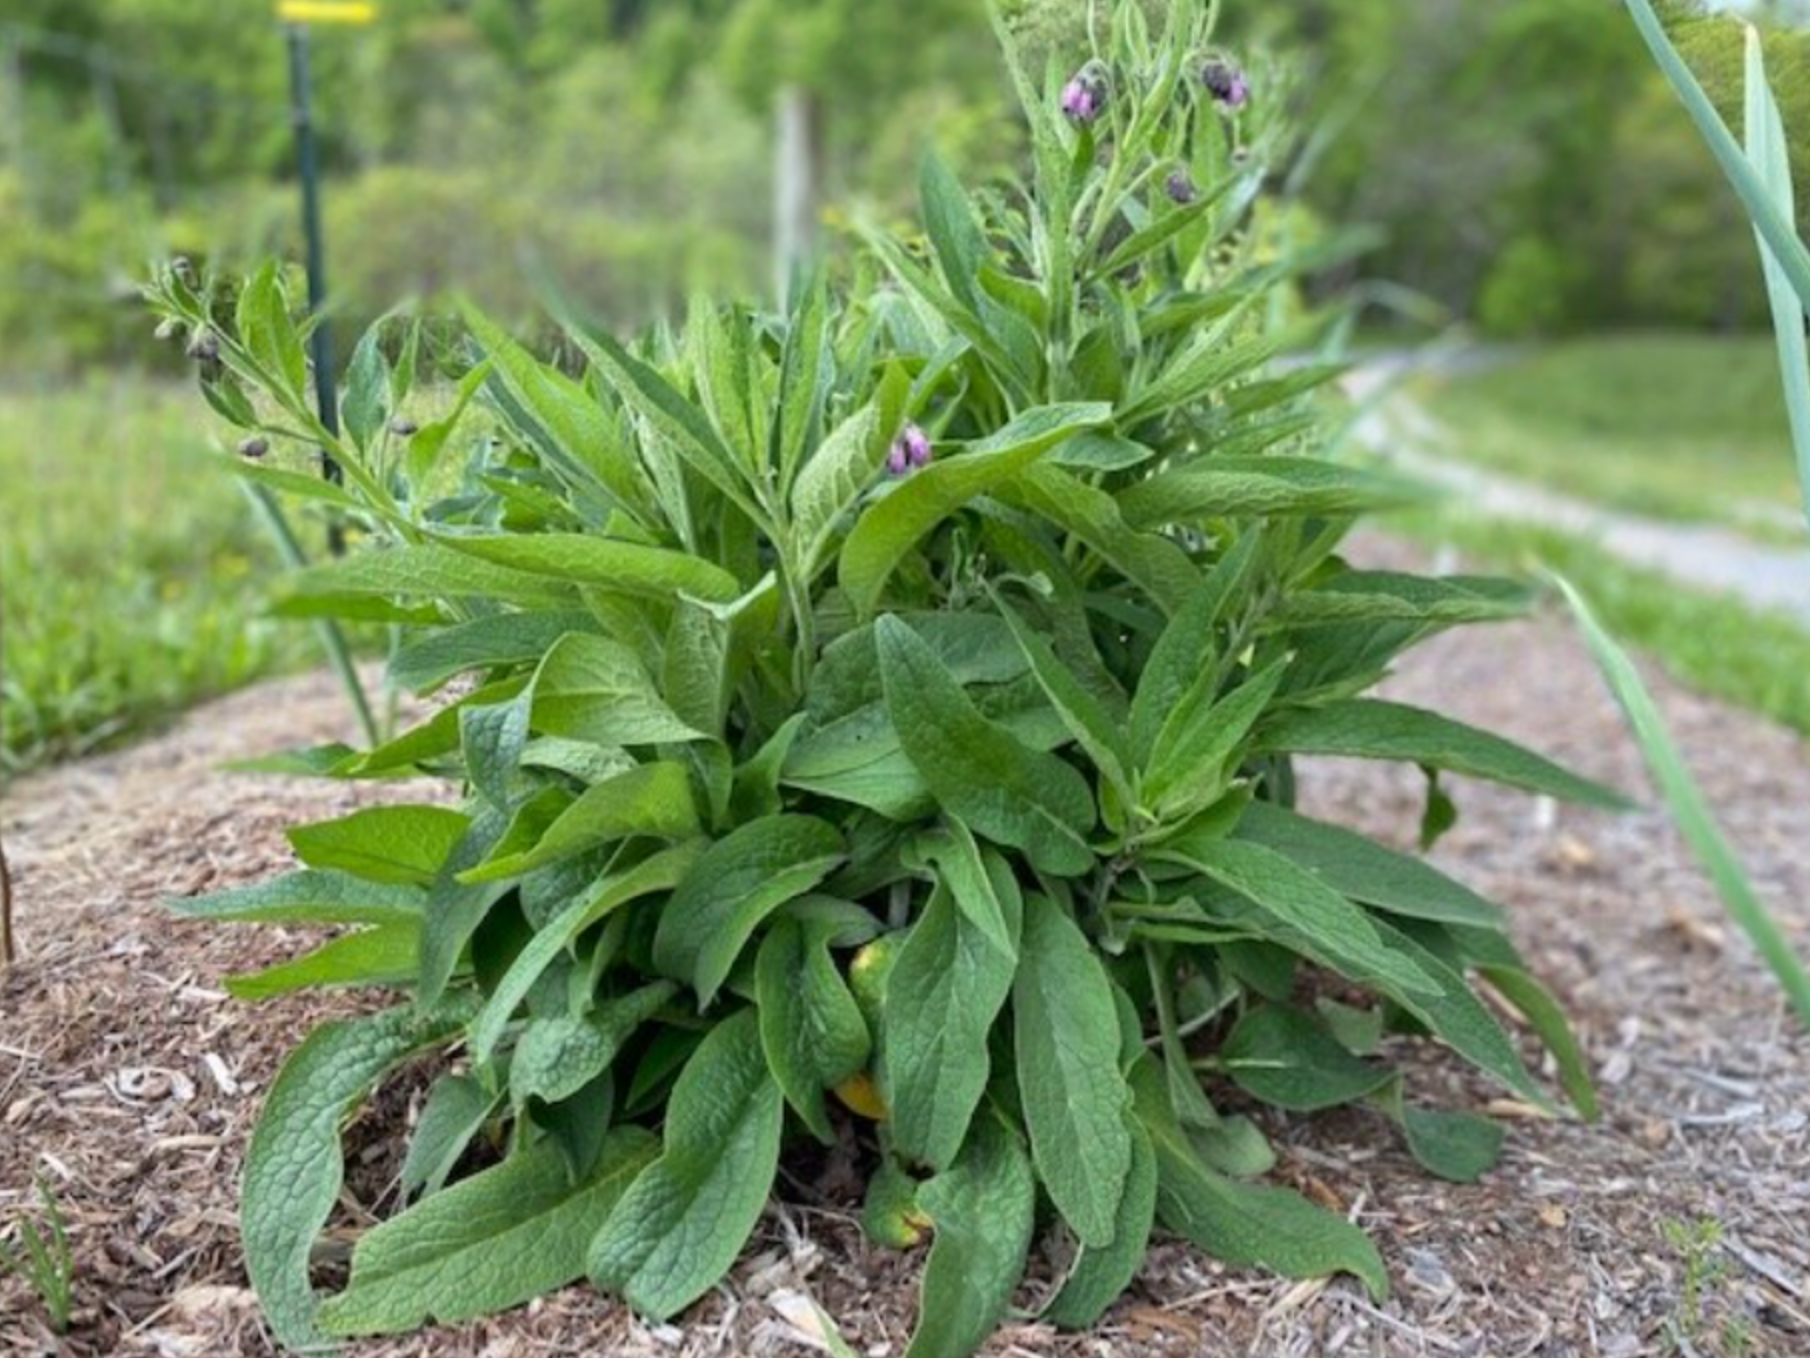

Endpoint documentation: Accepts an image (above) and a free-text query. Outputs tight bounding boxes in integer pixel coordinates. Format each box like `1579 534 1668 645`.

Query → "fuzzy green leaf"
432 533 742 604
321 1131 657 1337
902 1111 1037 1358
1118 456 1427 527
1043 1115 1157 1330
1013 898 1133 1246
1234 802 1503 929
1256 699 1631 810
243 1004 467 1350
880 881 1020 1171
756 915 872 1142
170 870 421 927
462 763 700 883
287 806 472 887
877 615 1096 878
652 815 845 1005
587 1010 784 1320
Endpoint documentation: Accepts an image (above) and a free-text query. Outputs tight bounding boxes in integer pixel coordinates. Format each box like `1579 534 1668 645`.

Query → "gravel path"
1345 356 1810 627
2 556 1808 1356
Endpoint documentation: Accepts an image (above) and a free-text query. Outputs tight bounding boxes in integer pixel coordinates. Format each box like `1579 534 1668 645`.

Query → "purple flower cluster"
1201 57 1250 112
1060 64 1110 126
887 424 933 477
1165 170 1198 205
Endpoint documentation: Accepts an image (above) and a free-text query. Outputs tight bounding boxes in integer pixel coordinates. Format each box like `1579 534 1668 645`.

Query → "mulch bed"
4 545 1808 1357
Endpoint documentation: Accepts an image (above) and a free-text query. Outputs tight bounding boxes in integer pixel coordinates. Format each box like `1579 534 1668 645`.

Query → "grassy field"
1388 508 1810 737
0 378 309 777
1416 335 1805 540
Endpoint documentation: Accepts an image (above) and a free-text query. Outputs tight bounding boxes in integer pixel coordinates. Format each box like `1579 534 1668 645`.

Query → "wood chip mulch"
3 552 1808 1357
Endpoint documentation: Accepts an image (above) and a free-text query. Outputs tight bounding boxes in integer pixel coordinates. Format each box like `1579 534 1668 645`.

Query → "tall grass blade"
1742 24 1810 532
1555 575 1810 1028
1624 0 1810 312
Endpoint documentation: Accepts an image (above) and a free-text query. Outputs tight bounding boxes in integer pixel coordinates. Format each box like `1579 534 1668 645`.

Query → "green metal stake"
284 21 347 556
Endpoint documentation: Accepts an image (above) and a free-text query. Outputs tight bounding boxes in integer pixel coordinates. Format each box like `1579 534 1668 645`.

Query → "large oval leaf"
587 1009 784 1319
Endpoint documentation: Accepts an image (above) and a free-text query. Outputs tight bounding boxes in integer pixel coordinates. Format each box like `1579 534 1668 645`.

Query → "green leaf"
287 805 471 887
1013 898 1133 1246
1555 575 1810 1026
400 1072 499 1199
839 403 1111 618
877 615 1096 878
902 1111 1037 1358
652 815 845 1005
509 983 677 1106
1234 802 1504 929
774 269 833 488
1221 1005 1391 1112
568 325 767 525
460 690 530 810
1372 1079 1504 1183
1132 1061 1387 1302
587 1009 784 1319
880 881 1020 1171
342 321 391 453
532 634 704 747
432 533 742 605
991 591 1134 801
462 763 700 883
418 815 513 1007
389 612 599 695
464 306 651 516
997 464 1199 615
1129 533 1259 765
320 1131 658 1337
1143 658 1287 822
1256 699 1631 810
281 544 578 610
226 923 419 1001
1043 1115 1156 1330
790 395 888 576
1368 918 1551 1108
469 843 704 1061
237 259 308 397
906 823 1021 962
756 914 872 1141
243 1004 466 1350
1479 964 1598 1120
1156 834 1438 999
1118 456 1427 527
920 149 990 315
1744 25 1810 531
169 870 421 927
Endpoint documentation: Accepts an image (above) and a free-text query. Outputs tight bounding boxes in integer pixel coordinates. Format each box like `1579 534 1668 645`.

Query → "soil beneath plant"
3 538 1809 1358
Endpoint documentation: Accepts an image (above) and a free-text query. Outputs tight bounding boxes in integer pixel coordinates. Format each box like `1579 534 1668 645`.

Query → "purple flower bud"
904 424 932 469
237 436 269 459
888 423 933 477
1201 57 1250 111
1061 63 1109 125
1165 171 1197 205
186 328 219 363
389 416 419 437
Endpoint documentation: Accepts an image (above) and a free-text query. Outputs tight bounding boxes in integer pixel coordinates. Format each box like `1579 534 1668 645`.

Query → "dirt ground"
4 561 1809 1356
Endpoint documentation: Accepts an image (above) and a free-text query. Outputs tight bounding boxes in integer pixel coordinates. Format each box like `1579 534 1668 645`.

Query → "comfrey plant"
149 4 1614 1353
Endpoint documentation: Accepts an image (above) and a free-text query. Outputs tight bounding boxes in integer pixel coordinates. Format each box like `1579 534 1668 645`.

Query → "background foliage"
6 0 1810 375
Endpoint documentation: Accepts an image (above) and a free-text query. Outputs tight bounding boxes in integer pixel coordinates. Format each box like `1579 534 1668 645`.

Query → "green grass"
1387 507 1810 737
1417 335 1805 541
0 377 311 777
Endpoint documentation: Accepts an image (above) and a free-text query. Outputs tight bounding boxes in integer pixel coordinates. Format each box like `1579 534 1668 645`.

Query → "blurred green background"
3 0 1810 775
